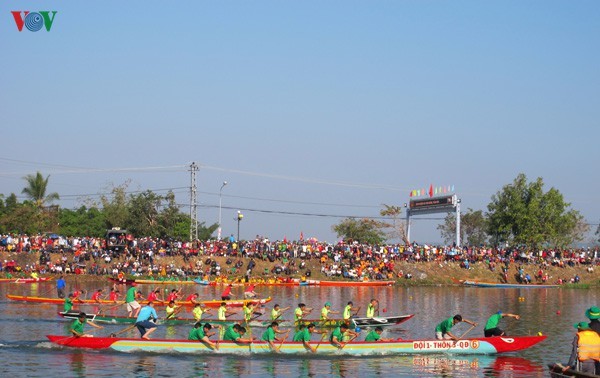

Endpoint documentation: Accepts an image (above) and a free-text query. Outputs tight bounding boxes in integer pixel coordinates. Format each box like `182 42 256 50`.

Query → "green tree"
487 173 585 248
100 182 130 229
437 208 488 246
21 172 59 208
377 205 407 243
59 206 106 236
127 190 163 237
332 218 386 245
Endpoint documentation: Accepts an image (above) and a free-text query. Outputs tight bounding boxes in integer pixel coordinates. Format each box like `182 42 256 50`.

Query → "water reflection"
132 355 157 377
69 351 86 377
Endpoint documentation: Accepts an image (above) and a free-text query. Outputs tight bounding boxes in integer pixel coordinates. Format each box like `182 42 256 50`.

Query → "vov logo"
11 11 57 32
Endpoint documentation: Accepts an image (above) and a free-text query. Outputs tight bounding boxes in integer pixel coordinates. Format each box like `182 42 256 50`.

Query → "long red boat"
47 334 546 355
6 294 271 309
307 279 395 287
0 277 53 283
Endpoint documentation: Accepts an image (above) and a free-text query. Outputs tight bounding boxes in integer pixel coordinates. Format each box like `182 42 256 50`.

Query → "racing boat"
0 277 53 283
305 280 395 287
6 294 272 308
46 334 546 355
459 280 559 288
351 314 414 328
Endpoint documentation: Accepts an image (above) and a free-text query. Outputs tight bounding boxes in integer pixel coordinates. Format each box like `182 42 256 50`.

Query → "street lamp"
218 181 228 240
236 211 243 242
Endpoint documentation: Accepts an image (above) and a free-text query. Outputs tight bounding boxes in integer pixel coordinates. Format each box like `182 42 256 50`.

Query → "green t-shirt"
365 330 381 342
293 328 310 342
64 298 73 312
262 327 276 342
125 286 137 303
71 319 85 334
435 317 455 334
188 327 206 341
330 327 343 342
485 313 502 330
223 326 241 341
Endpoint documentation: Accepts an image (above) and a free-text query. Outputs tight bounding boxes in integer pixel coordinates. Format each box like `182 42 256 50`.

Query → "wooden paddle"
339 334 358 350
458 324 476 339
314 332 328 352
276 330 291 352
110 324 137 338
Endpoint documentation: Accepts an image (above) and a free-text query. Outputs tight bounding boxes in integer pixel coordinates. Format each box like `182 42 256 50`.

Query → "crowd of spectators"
0 233 598 283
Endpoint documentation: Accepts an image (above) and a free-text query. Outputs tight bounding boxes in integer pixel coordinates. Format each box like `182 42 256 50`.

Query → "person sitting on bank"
70 312 103 337
435 314 477 341
188 322 220 350
563 321 600 375
365 326 393 342
484 311 520 337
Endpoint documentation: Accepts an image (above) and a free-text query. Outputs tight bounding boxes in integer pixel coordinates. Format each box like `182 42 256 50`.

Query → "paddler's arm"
88 321 103 329
303 340 316 353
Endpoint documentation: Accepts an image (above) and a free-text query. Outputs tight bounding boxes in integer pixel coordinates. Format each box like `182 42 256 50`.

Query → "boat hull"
0 277 53 283
351 314 414 328
46 335 546 355
461 280 559 288
308 280 395 287
7 294 271 308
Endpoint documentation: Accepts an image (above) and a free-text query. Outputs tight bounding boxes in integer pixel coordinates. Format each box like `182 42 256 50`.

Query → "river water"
0 280 595 377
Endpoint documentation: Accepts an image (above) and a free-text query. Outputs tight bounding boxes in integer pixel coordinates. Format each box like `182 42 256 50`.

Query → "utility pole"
189 162 199 242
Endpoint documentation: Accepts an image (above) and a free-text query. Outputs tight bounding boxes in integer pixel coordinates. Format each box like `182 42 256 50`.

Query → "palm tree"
22 171 59 208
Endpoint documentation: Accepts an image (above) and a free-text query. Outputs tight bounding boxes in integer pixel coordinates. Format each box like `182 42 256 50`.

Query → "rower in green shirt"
484 311 520 337
364 326 393 342
188 322 219 350
223 324 254 343
292 323 321 353
330 324 358 348
70 312 103 337
435 314 477 341
261 321 290 352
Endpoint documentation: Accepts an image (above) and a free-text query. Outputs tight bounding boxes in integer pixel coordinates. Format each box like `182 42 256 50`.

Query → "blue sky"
1 1 599 244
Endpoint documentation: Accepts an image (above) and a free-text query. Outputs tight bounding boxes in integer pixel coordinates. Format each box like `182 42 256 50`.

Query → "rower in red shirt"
185 293 200 304
147 288 163 303
109 289 120 302
91 289 104 303
244 284 258 299
221 284 233 300
166 288 181 302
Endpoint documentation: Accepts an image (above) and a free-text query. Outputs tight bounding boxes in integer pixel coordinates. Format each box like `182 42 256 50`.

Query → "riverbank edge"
1 251 598 288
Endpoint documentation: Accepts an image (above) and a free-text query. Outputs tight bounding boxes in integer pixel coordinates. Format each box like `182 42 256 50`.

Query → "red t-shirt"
167 292 179 302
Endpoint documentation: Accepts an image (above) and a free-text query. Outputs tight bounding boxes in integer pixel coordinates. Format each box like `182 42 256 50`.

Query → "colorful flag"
429 184 433 198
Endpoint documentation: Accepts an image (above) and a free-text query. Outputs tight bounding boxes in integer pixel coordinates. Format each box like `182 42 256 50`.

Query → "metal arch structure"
405 194 461 246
